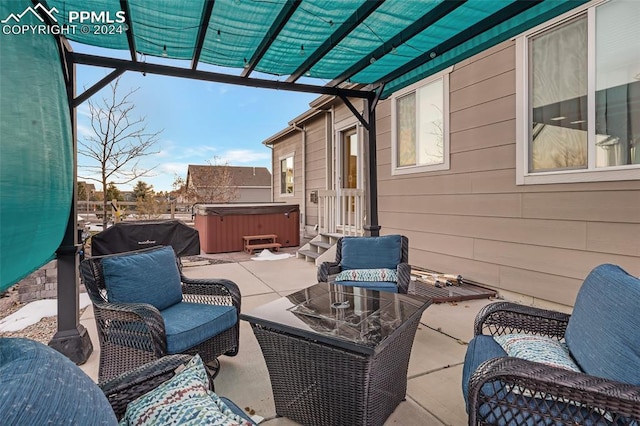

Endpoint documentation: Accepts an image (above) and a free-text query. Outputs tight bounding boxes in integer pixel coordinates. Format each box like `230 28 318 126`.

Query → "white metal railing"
317 189 364 236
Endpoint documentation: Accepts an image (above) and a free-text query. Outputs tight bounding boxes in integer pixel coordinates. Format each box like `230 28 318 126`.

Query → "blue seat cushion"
161 302 237 354
0 337 117 425
462 335 507 408
565 264 640 385
102 246 182 311
340 235 402 270
336 280 398 293
463 336 628 425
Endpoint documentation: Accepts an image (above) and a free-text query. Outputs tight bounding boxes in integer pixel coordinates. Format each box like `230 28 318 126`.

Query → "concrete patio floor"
79 248 495 425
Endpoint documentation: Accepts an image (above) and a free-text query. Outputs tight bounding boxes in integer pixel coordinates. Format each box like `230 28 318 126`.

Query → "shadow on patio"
79 248 494 425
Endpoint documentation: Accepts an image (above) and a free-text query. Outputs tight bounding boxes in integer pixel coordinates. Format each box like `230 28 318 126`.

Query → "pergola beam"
72 68 125 108
376 0 543 86
71 52 373 99
241 0 301 78
328 0 467 87
119 0 137 62
286 0 384 83
191 0 216 70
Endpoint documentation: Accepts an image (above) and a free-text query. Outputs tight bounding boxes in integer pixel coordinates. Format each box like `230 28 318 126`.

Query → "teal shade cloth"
42 0 588 98
0 0 72 292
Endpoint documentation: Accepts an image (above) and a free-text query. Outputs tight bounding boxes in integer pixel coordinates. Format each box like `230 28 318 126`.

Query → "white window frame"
515 0 640 185
279 152 294 196
390 66 452 176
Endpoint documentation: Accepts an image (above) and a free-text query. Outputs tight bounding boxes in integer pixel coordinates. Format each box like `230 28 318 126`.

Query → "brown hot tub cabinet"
194 203 300 254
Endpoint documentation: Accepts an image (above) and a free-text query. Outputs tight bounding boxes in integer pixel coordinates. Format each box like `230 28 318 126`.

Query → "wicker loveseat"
463 264 640 425
317 234 411 293
80 245 241 382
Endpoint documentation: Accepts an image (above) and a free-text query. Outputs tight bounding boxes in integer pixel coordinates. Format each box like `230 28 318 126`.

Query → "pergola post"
48 45 93 364
362 95 380 237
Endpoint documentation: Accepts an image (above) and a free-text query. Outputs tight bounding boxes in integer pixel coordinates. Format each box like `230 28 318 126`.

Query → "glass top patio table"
240 282 431 355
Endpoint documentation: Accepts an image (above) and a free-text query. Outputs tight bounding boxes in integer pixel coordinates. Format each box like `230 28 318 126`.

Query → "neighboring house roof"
187 165 271 188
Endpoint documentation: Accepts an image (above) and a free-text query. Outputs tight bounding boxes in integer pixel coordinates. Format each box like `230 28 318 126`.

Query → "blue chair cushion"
340 235 402 270
463 336 627 424
161 302 237 354
102 246 182 311
336 280 398 293
462 335 507 407
565 264 640 385
0 337 117 425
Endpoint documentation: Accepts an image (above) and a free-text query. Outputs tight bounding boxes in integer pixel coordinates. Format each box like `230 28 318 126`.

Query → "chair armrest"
474 301 570 339
318 261 340 282
468 357 640 425
396 263 411 294
99 354 193 420
180 276 241 309
92 301 167 355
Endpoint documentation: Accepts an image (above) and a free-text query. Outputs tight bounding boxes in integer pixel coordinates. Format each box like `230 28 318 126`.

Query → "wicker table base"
251 316 421 426
243 283 431 426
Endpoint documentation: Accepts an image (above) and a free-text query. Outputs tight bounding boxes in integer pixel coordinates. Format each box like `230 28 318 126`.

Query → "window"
280 155 294 195
391 68 451 175
517 0 640 184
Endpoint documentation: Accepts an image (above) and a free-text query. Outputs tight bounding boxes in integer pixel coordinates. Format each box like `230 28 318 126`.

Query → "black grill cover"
91 220 200 257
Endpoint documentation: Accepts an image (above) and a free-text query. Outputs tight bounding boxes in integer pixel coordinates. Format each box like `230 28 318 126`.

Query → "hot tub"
194 203 300 253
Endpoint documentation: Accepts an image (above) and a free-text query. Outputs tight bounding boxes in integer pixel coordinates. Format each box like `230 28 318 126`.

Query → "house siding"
272 133 303 205
304 113 330 231
236 187 271 203
375 40 640 307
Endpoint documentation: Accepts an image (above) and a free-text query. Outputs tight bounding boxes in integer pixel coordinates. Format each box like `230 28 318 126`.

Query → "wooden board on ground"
409 266 497 303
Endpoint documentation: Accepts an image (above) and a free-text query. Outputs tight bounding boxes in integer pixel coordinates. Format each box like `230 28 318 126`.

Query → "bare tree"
173 159 239 205
78 76 162 227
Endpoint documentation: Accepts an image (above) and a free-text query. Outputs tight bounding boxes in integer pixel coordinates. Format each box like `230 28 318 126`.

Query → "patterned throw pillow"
335 268 398 282
493 334 581 372
120 355 252 426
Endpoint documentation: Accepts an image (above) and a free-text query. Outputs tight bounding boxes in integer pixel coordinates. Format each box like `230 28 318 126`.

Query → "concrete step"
320 232 344 240
297 249 320 262
310 241 332 250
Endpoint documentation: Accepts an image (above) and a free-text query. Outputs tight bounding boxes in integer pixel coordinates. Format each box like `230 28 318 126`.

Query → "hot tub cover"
91 220 200 257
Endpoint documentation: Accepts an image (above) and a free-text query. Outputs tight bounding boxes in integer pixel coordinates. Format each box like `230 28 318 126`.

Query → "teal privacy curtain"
0 1 72 292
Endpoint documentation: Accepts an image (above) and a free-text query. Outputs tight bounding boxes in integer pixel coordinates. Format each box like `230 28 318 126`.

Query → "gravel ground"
0 293 86 345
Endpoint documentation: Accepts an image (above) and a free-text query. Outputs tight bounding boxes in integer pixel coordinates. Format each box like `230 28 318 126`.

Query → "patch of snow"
0 293 91 332
251 249 294 261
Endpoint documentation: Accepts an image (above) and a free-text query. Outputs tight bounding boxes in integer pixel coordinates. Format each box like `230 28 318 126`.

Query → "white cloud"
214 149 270 164
77 104 92 118
77 123 93 138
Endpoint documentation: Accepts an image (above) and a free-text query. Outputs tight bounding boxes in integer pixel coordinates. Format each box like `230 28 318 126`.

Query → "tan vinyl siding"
272 133 302 207
236 188 271 203
376 40 640 308
304 115 329 228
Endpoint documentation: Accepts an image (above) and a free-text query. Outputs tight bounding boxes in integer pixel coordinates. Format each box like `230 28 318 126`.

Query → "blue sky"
74 44 318 193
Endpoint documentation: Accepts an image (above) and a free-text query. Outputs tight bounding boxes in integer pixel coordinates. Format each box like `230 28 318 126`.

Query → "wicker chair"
100 353 254 423
0 337 254 424
317 234 411 293
463 264 640 425
80 245 241 382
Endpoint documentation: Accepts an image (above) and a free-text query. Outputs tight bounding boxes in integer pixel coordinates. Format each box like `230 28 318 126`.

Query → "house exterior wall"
271 131 304 226
375 41 640 308
236 187 271 203
304 113 330 233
